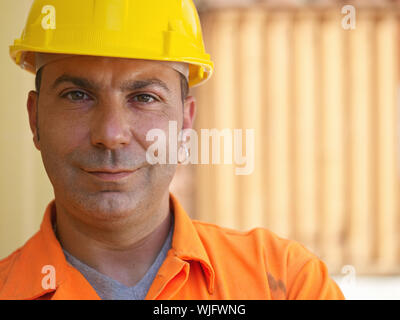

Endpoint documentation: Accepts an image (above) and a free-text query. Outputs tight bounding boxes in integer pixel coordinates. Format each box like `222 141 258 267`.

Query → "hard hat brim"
10 45 213 88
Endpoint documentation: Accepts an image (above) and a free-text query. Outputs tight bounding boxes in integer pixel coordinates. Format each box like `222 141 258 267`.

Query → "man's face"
27 55 195 224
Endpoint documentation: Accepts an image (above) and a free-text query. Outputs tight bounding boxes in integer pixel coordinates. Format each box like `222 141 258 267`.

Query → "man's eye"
131 94 157 103
64 91 91 101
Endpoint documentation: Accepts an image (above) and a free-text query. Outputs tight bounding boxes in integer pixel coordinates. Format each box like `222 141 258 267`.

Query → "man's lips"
83 169 138 181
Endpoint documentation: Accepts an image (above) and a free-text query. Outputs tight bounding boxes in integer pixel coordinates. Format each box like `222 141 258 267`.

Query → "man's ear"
27 90 41 151
182 95 196 131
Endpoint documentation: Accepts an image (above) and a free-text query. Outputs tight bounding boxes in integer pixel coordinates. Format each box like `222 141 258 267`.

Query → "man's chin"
70 191 142 222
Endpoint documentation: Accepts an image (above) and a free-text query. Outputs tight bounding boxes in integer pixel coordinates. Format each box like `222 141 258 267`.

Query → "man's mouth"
83 168 138 181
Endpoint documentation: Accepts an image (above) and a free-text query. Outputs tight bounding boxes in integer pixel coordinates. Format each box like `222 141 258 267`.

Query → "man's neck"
53 194 173 287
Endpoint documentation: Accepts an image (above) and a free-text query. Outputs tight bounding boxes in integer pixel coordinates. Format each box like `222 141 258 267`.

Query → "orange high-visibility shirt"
0 193 344 300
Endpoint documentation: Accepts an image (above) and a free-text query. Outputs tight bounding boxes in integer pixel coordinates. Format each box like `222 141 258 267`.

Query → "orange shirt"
0 193 344 300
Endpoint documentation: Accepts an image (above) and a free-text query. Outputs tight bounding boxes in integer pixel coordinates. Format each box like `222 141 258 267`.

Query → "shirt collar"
0 192 215 299
169 193 215 294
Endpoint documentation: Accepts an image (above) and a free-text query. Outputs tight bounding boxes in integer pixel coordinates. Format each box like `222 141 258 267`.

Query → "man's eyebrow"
51 74 99 91
51 74 171 94
120 78 171 93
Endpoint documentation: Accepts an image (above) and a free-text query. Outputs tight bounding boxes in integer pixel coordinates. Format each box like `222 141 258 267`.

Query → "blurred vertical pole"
375 11 399 271
292 10 318 253
264 11 292 238
212 10 240 229
194 12 216 223
347 11 375 269
237 8 266 230
320 10 346 271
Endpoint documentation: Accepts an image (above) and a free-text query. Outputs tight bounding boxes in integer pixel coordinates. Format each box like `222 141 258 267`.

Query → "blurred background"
1 0 399 299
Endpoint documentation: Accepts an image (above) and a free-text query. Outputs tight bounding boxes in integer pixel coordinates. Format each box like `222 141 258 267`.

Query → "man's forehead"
35 53 189 80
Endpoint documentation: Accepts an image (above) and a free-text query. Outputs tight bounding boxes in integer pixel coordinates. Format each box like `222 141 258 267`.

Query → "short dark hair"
35 67 189 101
179 72 189 101
35 67 43 93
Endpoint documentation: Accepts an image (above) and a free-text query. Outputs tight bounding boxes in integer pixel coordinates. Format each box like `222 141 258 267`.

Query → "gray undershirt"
62 221 174 300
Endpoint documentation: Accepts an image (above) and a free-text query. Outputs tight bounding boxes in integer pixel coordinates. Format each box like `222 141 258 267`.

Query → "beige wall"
0 0 54 259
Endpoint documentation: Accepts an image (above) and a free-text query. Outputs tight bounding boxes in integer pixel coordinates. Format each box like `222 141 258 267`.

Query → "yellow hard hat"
10 0 213 87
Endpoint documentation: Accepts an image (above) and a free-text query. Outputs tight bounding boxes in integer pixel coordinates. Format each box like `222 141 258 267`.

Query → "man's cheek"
48 119 87 148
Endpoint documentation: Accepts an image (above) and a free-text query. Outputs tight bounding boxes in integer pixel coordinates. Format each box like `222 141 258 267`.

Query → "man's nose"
90 102 132 150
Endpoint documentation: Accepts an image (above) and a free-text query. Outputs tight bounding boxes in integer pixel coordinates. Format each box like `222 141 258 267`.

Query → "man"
0 0 344 300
